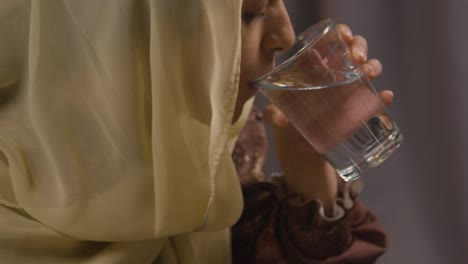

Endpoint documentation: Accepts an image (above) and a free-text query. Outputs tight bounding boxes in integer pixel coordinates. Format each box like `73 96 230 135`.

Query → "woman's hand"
263 24 393 215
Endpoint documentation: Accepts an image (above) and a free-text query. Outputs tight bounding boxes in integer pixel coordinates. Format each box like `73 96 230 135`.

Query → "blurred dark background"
257 0 468 263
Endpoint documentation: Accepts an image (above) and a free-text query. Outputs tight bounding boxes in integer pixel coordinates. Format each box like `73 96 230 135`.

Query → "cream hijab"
0 0 253 263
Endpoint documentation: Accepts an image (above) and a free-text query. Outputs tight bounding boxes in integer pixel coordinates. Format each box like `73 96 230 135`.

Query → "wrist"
282 162 339 215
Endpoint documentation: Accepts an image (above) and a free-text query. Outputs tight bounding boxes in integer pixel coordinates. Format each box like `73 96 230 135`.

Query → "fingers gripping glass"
253 19 403 182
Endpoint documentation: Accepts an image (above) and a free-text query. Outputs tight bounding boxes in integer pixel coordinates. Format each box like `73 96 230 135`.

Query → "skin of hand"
263 24 394 216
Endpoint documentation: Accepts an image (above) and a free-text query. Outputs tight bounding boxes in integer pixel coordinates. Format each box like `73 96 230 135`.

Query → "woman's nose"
262 1 295 53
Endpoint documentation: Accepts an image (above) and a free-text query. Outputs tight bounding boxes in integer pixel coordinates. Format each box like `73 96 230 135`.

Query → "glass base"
336 131 403 182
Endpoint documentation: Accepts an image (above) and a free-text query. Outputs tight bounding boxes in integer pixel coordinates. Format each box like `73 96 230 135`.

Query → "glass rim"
252 18 334 86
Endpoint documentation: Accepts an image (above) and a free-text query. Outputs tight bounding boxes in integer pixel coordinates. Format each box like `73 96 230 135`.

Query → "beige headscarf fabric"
0 0 252 263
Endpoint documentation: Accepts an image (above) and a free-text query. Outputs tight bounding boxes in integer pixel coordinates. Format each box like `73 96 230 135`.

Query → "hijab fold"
0 0 249 263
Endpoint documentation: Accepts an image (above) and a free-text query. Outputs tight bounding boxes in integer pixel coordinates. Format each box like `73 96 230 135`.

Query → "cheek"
240 29 263 83
240 49 257 79
236 45 259 112
238 45 259 103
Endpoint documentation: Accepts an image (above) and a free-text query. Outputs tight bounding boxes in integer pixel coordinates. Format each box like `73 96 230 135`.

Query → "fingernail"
353 47 367 61
273 112 281 124
274 112 288 127
363 65 374 76
342 27 352 39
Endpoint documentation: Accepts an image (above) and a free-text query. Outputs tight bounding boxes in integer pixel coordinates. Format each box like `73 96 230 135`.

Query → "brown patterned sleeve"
278 193 388 263
232 178 388 264
231 108 388 264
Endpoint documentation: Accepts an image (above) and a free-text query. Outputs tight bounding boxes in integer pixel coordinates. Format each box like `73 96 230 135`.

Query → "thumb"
380 90 394 107
263 104 289 128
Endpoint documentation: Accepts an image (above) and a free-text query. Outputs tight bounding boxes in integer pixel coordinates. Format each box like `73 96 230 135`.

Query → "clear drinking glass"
253 19 403 182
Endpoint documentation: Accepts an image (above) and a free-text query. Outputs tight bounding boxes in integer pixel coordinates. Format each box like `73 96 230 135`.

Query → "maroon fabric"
231 109 388 264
